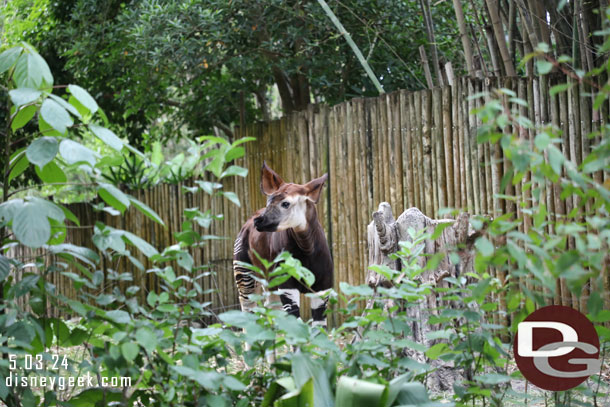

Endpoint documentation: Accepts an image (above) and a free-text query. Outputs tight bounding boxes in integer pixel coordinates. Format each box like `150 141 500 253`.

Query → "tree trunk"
420 0 444 86
452 0 475 76
366 204 478 391
273 67 296 113
419 46 435 89
485 0 517 76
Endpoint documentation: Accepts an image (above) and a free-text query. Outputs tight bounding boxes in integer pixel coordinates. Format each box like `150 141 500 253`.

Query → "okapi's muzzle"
253 214 278 232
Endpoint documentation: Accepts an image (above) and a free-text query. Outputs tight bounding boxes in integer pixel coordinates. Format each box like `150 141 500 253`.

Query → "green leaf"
394 382 436 406
8 151 29 183
177 251 194 271
218 310 258 329
222 191 240 207
547 145 564 175
120 230 159 258
40 99 72 134
105 310 131 324
121 342 139 362
35 161 67 184
0 46 22 73
196 180 223 195
431 222 452 240
98 183 130 214
13 51 53 89
231 136 256 147
59 139 99 166
534 132 551 150
225 146 245 162
335 376 387 407
69 328 89 346
128 196 165 226
276 378 314 407
550 83 571 96
151 141 164 165
48 94 82 119
536 59 553 75
50 243 99 265
0 254 11 282
9 88 41 106
475 237 494 257
340 282 373 296
135 328 157 353
11 105 37 131
474 373 511 385
291 352 333 407
68 84 98 114
26 137 58 169
0 198 24 223
12 202 51 248
220 165 248 178
89 124 123 151
425 343 450 360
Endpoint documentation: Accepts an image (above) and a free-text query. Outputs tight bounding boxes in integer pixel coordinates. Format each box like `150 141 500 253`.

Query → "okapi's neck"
288 202 323 255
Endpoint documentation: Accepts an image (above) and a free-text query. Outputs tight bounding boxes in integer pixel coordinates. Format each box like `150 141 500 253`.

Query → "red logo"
514 305 600 391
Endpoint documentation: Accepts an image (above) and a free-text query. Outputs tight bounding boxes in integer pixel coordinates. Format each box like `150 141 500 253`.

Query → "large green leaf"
135 327 158 353
128 195 165 226
335 376 387 407
59 139 99 166
222 191 240 207
0 46 22 73
39 116 62 137
121 342 139 362
220 165 248 178
35 161 67 183
0 198 24 223
7 151 29 183
0 254 10 282
13 51 53 89
105 310 132 324
89 124 123 151
98 183 130 214
49 243 100 265
292 352 333 407
9 88 41 106
170 365 223 391
12 201 51 248
29 197 65 222
26 137 59 169
276 378 315 407
120 230 159 258
218 310 259 329
68 84 98 114
49 93 82 119
11 105 37 132
40 98 72 134
393 382 447 407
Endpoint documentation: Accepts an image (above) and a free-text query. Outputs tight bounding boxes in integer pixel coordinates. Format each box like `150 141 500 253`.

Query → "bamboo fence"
7 76 608 324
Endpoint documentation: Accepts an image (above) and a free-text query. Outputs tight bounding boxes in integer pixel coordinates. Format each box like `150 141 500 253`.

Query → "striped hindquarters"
233 232 256 310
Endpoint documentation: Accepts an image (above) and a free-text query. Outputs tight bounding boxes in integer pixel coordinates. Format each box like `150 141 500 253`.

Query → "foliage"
3 0 463 142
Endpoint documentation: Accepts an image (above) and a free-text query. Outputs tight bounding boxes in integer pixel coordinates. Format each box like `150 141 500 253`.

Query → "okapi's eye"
281 201 290 209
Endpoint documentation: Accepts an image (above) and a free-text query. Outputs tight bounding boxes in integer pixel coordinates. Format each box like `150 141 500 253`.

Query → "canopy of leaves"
3 0 463 143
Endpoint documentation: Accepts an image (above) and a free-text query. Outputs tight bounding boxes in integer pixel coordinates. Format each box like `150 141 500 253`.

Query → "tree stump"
366 203 478 391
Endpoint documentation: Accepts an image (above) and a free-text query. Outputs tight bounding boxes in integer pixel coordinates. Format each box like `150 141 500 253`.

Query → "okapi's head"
253 161 327 232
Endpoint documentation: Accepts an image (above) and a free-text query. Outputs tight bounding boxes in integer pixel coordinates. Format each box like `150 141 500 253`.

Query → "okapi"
233 162 333 327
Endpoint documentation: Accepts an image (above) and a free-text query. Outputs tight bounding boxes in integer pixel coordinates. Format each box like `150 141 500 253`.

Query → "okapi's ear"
304 173 328 203
260 161 284 196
